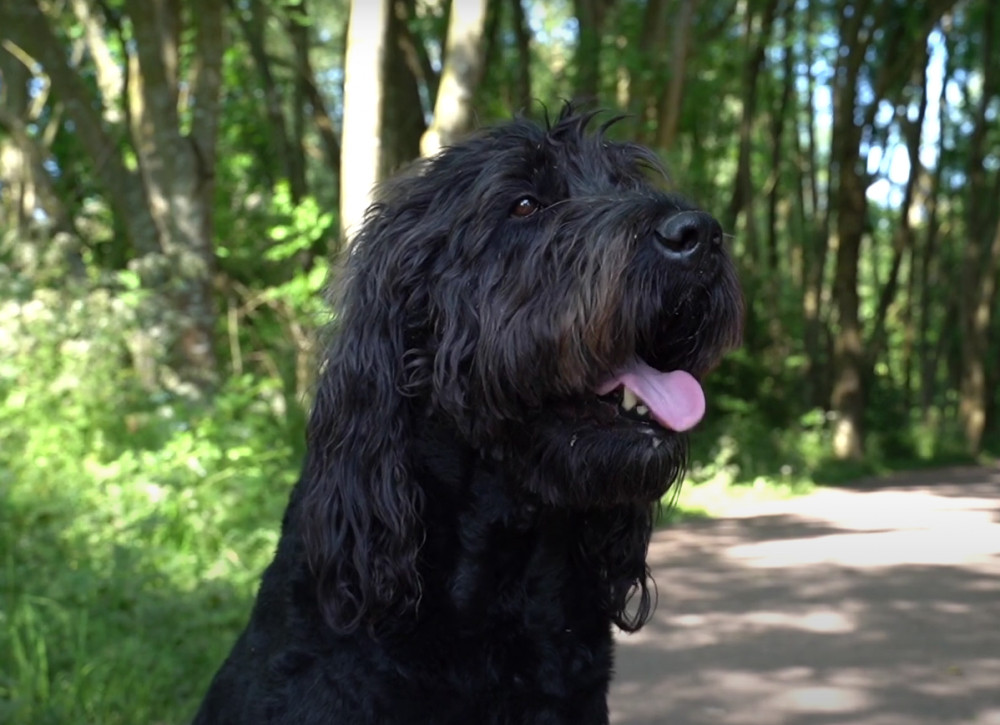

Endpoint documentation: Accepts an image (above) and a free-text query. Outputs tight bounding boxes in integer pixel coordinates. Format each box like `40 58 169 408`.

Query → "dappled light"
611 467 1000 724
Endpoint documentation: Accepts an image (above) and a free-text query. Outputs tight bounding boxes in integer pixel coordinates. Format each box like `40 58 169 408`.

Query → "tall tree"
956 1 1000 453
653 0 699 151
1 0 225 393
572 0 614 101
827 0 956 459
340 0 423 243
722 0 779 250
509 0 533 112
234 0 308 201
421 0 491 156
340 0 392 242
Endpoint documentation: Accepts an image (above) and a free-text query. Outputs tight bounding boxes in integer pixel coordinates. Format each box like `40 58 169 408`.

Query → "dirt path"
609 465 1000 725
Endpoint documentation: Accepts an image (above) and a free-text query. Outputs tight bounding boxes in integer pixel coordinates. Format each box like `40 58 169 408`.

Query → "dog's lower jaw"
501 414 688 509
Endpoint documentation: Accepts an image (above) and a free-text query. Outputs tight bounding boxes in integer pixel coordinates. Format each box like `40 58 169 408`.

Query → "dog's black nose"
653 211 723 260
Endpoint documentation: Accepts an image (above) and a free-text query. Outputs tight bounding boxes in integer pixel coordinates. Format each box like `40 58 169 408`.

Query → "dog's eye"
510 196 541 218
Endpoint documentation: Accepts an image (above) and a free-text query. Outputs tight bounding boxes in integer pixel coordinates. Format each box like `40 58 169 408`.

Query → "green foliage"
0 274 300 724
262 183 334 313
682 351 980 503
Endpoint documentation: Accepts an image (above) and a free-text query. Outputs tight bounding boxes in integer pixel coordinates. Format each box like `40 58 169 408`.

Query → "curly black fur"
192 106 743 724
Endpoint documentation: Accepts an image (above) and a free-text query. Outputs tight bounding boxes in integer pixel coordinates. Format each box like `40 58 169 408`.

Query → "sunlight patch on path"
610 465 1000 725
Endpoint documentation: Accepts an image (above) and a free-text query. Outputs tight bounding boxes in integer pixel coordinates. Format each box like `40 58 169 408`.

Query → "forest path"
609 465 1000 725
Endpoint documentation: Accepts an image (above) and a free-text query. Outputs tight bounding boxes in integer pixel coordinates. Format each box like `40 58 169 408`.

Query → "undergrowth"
0 278 301 724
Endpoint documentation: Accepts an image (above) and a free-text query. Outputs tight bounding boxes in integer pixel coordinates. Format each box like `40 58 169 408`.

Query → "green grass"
0 295 299 723
670 475 816 521
0 400 296 724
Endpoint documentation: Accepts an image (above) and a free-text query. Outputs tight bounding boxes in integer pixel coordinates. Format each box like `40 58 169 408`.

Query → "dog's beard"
509 412 689 508
481 244 741 510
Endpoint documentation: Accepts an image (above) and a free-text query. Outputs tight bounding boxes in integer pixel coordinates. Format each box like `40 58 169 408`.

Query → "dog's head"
301 106 743 633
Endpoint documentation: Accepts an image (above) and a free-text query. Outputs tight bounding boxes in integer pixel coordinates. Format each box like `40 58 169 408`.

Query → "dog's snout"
653 211 723 260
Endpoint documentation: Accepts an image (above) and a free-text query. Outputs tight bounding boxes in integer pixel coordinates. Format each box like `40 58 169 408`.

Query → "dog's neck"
410 415 607 622
412 414 542 528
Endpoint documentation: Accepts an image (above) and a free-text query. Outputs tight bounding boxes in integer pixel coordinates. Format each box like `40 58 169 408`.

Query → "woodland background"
1 0 998 721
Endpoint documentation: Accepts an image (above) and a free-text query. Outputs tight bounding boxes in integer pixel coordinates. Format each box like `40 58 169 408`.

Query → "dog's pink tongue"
598 360 706 432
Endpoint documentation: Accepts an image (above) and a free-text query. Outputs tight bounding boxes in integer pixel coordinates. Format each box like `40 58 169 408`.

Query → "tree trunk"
827 4 869 461
286 0 342 184
340 0 424 244
4 0 224 393
572 0 612 101
918 49 949 418
760 3 796 352
766 4 795 278
2 0 160 256
69 0 123 125
123 0 224 393
653 0 699 152
798 1 829 409
868 56 929 364
829 181 867 461
957 1 999 454
623 0 663 141
721 0 777 245
958 217 1000 453
236 0 304 200
340 0 393 242
0 108 84 278
0 49 78 268
421 0 491 156
509 0 533 113
382 0 425 178
827 0 956 458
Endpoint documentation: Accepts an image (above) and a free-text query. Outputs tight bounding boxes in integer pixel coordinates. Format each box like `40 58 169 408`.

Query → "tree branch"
69 0 123 123
0 0 159 255
189 0 224 177
286 0 342 181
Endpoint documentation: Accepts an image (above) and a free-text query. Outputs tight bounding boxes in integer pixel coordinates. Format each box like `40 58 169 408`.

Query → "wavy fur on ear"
298 190 436 635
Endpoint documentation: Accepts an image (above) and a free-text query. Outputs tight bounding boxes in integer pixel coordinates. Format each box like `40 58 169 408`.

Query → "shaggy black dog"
193 107 743 724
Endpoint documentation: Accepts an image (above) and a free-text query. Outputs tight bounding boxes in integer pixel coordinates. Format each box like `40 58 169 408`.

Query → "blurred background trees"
1 1 998 721
3 0 996 460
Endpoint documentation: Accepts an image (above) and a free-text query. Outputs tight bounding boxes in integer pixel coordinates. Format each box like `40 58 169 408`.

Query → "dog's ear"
297 202 429 635
582 503 658 633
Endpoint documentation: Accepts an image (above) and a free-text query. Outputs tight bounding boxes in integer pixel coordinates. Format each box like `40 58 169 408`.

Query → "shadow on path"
610 465 1000 725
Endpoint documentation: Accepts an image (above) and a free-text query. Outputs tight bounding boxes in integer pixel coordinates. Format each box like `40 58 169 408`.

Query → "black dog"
193 107 742 724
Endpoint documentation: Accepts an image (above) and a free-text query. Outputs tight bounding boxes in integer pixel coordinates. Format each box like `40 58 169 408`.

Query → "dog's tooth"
636 404 649 417
621 389 638 411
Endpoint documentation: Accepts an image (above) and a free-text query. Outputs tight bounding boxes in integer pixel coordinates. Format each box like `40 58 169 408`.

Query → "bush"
0 277 301 724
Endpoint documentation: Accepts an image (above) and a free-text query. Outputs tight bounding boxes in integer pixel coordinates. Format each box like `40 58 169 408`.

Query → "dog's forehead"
475 117 665 188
